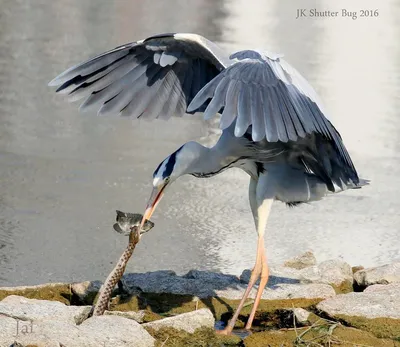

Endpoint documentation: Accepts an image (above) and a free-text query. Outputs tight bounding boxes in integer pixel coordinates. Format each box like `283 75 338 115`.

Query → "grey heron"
49 33 366 334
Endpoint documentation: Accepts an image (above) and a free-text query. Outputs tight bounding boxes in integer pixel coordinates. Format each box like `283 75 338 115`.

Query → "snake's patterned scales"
91 211 154 316
92 228 140 316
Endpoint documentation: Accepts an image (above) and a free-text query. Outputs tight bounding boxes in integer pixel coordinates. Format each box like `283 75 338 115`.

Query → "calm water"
0 0 399 286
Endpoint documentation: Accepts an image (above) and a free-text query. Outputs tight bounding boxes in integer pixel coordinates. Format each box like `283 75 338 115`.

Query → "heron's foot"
245 324 254 331
216 327 253 338
215 327 233 335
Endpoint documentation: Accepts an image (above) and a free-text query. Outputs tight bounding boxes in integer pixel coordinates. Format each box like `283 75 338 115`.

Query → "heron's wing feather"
49 33 229 119
188 49 355 171
189 49 328 140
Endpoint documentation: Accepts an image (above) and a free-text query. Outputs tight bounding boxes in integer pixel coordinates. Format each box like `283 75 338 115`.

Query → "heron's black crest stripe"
153 145 184 179
163 151 178 178
153 161 164 178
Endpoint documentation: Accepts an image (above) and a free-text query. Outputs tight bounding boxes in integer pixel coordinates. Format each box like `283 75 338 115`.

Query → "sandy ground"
0 0 399 286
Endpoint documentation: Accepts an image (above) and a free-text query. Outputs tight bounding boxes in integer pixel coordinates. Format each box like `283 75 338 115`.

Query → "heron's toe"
215 328 233 336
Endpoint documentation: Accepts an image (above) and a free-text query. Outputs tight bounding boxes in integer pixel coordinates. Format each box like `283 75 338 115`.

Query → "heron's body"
49 32 367 334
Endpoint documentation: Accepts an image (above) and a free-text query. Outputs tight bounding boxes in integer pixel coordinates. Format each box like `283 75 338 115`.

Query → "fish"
113 210 155 236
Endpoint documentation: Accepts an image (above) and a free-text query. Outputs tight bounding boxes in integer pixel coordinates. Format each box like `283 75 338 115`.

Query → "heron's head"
139 141 207 229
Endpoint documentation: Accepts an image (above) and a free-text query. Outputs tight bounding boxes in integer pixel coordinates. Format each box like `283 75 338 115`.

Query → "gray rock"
284 251 317 270
292 308 311 325
300 259 353 289
122 270 241 299
183 269 239 284
260 283 335 300
71 280 102 302
1 315 155 347
104 310 146 323
80 315 155 347
0 315 18 341
212 282 335 300
74 306 92 325
122 269 335 300
317 284 400 319
0 295 91 325
241 259 353 291
353 261 400 287
2 320 90 347
121 270 177 293
364 282 400 294
142 308 214 334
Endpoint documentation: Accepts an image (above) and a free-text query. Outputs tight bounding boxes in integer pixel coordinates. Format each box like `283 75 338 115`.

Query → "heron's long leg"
217 175 274 335
244 189 273 330
245 238 269 329
216 178 260 335
217 236 266 335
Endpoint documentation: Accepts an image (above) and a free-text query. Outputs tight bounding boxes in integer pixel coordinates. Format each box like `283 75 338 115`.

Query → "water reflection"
0 206 18 283
0 0 399 286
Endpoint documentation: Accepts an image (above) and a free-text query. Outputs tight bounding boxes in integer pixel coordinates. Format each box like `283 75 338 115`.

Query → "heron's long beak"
139 184 167 231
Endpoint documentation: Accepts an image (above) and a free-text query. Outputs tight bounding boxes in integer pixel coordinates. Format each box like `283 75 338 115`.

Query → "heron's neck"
189 135 241 178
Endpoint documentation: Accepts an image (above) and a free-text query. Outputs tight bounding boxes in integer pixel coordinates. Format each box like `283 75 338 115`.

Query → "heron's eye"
165 177 170 183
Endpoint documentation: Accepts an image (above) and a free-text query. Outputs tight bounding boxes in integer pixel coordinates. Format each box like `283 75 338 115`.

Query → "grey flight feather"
188 49 333 142
49 33 227 120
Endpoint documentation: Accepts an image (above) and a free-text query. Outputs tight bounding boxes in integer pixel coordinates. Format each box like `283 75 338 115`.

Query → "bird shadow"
110 269 301 323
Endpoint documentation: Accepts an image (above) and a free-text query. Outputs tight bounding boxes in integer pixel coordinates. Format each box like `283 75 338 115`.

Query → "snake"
90 211 154 316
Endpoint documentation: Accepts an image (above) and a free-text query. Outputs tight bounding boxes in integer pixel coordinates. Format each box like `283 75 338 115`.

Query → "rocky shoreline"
0 253 399 346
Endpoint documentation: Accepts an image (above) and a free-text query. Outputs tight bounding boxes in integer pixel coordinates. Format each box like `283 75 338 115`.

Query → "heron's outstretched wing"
49 33 229 119
189 50 333 141
188 49 355 171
